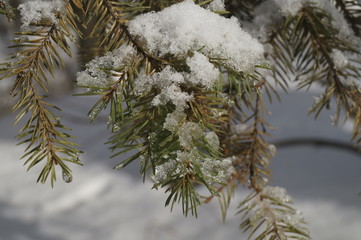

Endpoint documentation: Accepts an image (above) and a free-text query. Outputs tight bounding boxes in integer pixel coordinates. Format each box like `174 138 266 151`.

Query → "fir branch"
85 0 170 70
268 3 361 149
334 0 361 37
238 187 310 240
224 93 273 190
0 0 83 186
214 91 310 239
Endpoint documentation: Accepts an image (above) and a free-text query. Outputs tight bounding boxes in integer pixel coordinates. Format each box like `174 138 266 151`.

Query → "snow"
128 0 264 72
331 49 349 70
242 0 283 43
134 52 220 112
208 0 226 12
135 66 195 111
153 159 178 184
274 0 303 16
18 0 64 30
262 186 292 203
314 0 355 43
247 186 306 231
178 122 204 150
163 111 185 132
204 131 220 150
247 0 356 45
230 123 249 135
186 52 219 89
268 144 277 156
77 45 136 88
151 84 193 110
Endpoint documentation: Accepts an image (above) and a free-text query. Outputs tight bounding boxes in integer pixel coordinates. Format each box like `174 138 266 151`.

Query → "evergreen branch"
102 0 173 68
334 0 361 37
238 186 310 240
84 0 170 70
227 94 272 190
0 1 83 186
270 3 361 149
65 0 85 39
77 45 232 216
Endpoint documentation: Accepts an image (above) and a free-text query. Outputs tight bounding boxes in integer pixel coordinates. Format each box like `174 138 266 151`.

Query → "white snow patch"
331 49 349 70
18 0 64 30
208 0 226 12
77 45 136 88
128 0 264 72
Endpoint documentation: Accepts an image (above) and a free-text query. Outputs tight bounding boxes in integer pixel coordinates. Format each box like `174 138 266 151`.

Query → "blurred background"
1 2 361 239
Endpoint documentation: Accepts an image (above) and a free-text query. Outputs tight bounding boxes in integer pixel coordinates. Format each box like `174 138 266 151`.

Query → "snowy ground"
0 90 360 240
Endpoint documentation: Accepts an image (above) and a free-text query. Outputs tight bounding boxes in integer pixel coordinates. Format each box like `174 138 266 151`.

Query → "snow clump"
186 52 220 89
208 0 226 12
18 0 64 30
134 52 220 111
331 49 349 70
77 45 136 88
247 186 306 229
152 149 233 185
128 0 264 72
273 0 304 16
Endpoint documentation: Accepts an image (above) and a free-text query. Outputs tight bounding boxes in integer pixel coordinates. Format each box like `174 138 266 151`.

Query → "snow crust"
128 0 264 72
18 0 64 29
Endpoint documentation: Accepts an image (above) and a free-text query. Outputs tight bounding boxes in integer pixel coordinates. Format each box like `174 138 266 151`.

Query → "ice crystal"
18 0 64 30
128 0 264 72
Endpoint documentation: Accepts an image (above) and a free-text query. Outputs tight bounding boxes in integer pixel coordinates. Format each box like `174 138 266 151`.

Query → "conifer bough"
1 0 361 239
